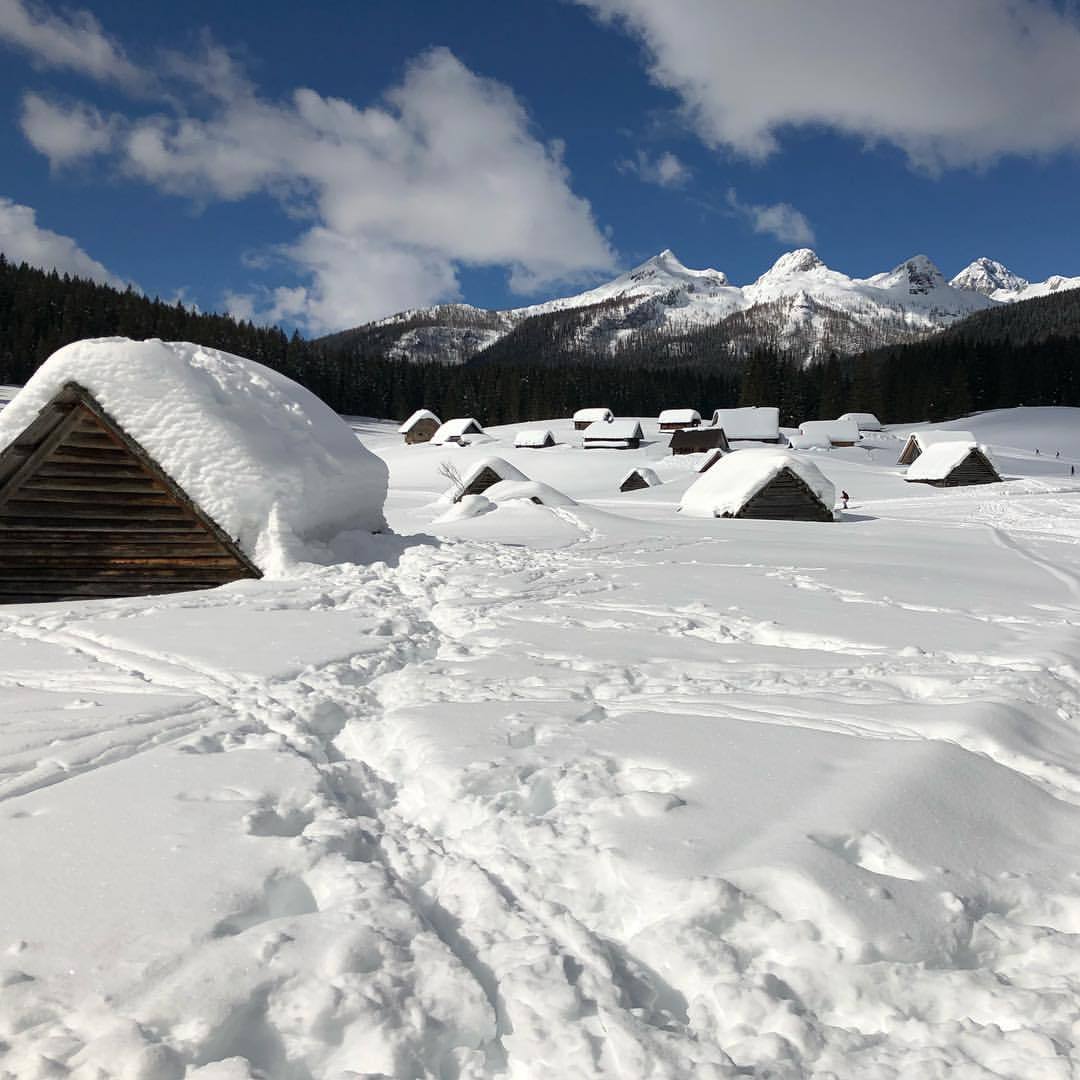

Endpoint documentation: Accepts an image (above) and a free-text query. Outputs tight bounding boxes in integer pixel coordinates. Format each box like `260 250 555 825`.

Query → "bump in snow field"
2 407 1080 1079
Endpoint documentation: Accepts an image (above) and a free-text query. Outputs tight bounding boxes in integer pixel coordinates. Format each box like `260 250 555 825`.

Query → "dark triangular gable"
459 465 505 499
897 436 922 465
0 382 261 603
731 467 834 522
619 470 650 492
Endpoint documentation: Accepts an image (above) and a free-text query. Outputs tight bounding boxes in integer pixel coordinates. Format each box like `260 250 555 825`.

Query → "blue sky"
1 0 1079 334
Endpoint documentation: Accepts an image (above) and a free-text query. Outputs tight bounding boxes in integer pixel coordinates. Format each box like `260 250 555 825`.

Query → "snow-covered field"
3 406 1080 1078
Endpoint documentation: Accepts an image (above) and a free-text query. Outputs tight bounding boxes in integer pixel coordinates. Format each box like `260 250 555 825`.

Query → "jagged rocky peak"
889 254 947 295
756 248 826 281
626 249 728 286
951 257 1029 297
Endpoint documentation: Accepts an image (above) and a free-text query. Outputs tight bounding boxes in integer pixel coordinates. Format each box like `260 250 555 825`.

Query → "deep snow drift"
2 405 1080 1078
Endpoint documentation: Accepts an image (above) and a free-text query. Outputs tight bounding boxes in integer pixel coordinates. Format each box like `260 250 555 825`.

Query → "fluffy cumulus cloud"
577 0 1080 169
726 189 815 246
0 196 123 285
0 0 143 86
16 24 614 332
617 149 691 188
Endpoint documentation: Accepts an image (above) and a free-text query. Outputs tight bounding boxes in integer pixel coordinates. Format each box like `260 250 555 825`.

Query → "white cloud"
20 93 114 164
617 149 691 187
0 0 143 86
0 196 123 285
577 0 1080 169
726 188 815 246
22 44 615 332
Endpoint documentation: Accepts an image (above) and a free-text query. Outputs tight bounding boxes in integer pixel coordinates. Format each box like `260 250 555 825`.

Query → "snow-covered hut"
798 419 860 447
431 417 485 445
0 338 388 601
573 407 613 431
398 409 441 445
514 428 556 449
453 457 528 501
680 449 835 522
669 427 730 455
904 442 1001 487
710 406 781 442
839 412 882 432
658 408 702 431
619 466 661 492
583 419 643 450
896 429 976 466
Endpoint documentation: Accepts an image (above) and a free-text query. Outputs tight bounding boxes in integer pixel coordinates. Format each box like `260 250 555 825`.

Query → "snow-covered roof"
514 428 555 448
431 417 484 444
573 407 613 423
485 480 577 507
583 419 643 440
621 467 661 487
459 456 527 487
680 449 835 518
906 441 994 480
838 412 882 431
0 339 388 571
398 408 440 433
799 419 860 443
907 429 976 451
787 433 831 450
658 409 701 424
711 406 780 440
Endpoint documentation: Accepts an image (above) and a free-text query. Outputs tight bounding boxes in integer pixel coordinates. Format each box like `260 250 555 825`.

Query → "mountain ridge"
321 249 1080 367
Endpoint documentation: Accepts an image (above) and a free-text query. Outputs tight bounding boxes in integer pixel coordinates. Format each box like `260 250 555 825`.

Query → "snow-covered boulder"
680 449 835 521
0 339 388 572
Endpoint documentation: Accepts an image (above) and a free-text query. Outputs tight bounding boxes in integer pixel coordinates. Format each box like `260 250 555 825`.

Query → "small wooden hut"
0 383 260 603
669 427 730 455
583 420 643 450
431 417 485 445
710 406 781 443
896 430 975 466
453 457 528 502
619 467 661 492
573 407 613 431
839 412 882 432
658 409 701 431
905 443 1001 487
514 429 556 449
680 450 834 522
798 420 859 448
399 409 441 445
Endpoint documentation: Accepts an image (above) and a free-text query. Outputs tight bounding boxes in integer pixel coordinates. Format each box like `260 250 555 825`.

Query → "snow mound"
433 494 495 522
906 441 993 481
484 480 577 507
800 420 860 444
681 449 835 518
0 339 388 572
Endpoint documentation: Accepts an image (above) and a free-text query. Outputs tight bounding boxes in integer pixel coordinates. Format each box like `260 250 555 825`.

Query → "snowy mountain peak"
624 249 728 287
950 257 1029 297
874 255 948 296
756 248 827 282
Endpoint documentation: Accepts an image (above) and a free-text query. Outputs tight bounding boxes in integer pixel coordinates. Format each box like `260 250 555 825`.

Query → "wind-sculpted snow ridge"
3 408 1080 1077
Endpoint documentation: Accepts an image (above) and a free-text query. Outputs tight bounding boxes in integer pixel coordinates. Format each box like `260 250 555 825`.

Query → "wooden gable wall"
0 383 260 604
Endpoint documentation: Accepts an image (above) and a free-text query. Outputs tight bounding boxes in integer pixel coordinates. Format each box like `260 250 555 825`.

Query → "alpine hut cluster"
0 338 388 602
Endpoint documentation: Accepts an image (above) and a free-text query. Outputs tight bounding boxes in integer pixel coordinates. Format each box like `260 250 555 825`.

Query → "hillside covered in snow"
321 249 1080 367
3 397 1080 1078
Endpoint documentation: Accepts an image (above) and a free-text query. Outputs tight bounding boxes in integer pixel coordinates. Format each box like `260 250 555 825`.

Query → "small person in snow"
841 490 850 510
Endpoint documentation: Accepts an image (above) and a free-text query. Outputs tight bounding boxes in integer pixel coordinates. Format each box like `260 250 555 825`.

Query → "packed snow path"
3 477 1080 1076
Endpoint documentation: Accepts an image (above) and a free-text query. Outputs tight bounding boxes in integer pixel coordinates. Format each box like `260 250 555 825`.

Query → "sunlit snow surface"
3 407 1080 1078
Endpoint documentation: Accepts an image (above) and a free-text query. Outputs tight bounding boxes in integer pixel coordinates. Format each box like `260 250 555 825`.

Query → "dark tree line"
2 256 1077 428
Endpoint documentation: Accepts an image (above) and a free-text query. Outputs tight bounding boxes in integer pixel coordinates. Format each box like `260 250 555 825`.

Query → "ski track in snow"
3 474 1080 1075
